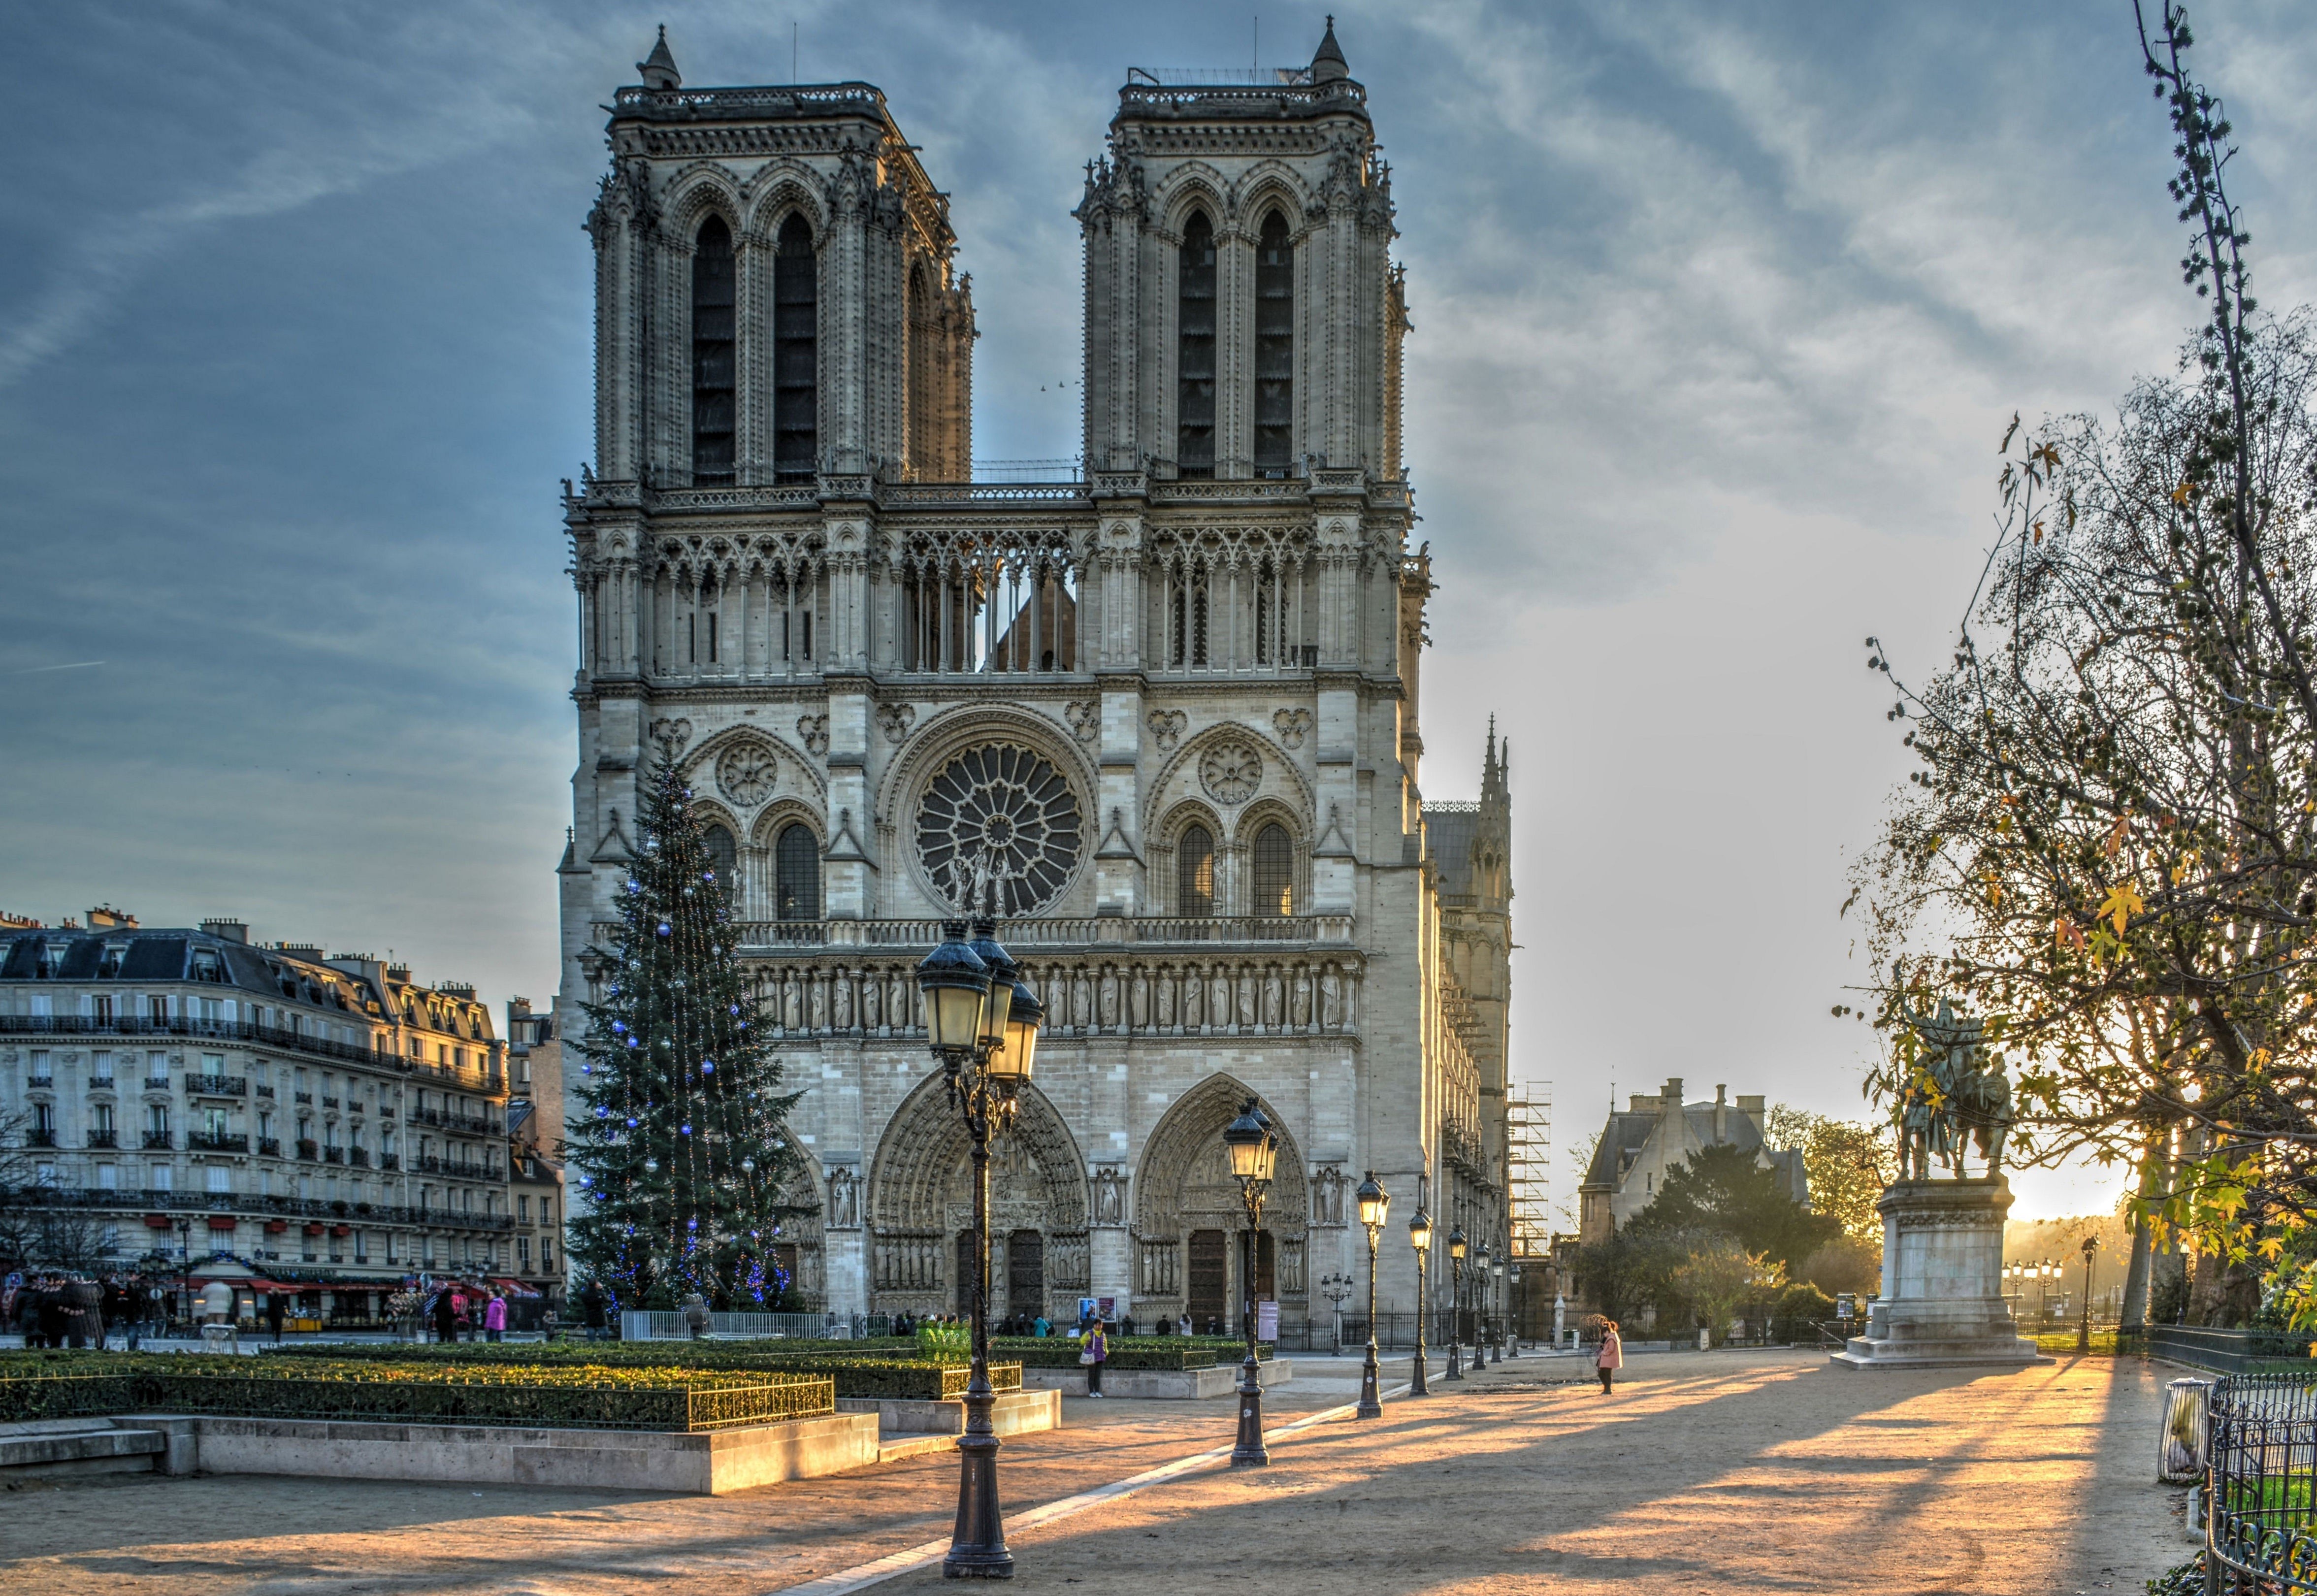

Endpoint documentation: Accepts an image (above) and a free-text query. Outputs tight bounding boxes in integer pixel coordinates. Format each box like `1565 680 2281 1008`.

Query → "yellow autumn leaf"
2173 482 2193 506
2099 881 2144 935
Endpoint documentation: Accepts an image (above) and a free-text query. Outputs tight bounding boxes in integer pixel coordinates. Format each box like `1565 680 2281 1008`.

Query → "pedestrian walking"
431 1286 458 1344
265 1291 288 1343
485 1290 508 1343
1595 1319 1623 1395
1081 1317 1109 1397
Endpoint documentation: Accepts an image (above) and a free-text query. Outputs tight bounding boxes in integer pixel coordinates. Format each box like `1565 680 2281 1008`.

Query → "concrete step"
877 1432 957 1464
0 1421 164 1477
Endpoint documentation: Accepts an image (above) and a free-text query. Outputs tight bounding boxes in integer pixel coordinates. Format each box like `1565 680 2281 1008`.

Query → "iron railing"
2208 1372 2317 1591
0 1013 395 1070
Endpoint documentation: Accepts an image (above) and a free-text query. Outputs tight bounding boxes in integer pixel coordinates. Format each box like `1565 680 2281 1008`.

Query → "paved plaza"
0 1350 2184 1596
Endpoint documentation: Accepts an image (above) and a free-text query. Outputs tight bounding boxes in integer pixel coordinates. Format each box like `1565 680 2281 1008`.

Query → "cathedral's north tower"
1077 21 1405 481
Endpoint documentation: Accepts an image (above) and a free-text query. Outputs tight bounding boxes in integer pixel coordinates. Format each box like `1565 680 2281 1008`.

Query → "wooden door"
1188 1229 1228 1328
1007 1229 1044 1321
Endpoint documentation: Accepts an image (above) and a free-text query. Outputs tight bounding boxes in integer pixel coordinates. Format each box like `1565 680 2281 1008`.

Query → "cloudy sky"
3 0 2313 1220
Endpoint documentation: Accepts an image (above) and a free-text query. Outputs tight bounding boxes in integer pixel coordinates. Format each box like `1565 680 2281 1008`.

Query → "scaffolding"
1507 1082 1552 1256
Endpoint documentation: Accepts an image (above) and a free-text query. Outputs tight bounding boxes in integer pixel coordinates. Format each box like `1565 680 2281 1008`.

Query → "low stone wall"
110 1410 880 1495
835 1387 1060 1436
1019 1359 1293 1400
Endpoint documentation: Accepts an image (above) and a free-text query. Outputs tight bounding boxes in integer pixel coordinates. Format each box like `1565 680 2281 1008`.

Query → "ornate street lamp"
916 916 1044 1580
1407 1205 1433 1396
1317 1272 1354 1356
1508 1261 1523 1359
1476 1240 1493 1369
1491 1253 1507 1365
1355 1172 1389 1418
1445 1226 1467 1381
1222 1098 1278 1466
2077 1237 2100 1354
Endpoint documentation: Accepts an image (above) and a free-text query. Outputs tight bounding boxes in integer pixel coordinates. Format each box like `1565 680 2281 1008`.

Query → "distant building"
1576 1077 1806 1244
0 913 515 1310
505 996 565 1307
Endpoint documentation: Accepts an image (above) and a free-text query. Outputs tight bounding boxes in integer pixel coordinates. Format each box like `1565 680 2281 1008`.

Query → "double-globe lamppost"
1476 1241 1496 1366
916 916 1046 1581
1222 1098 1279 1466
1407 1205 1432 1396
1492 1253 1507 1363
1444 1226 1467 1380
1355 1172 1390 1418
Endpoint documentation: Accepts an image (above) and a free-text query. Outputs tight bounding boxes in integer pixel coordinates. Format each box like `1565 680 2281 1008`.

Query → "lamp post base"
944 1399 1012 1578
1230 1355 1270 1466
1445 1335 1464 1381
1356 1338 1382 1418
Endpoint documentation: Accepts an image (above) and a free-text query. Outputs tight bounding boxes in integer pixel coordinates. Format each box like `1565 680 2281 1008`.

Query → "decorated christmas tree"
566 756 812 1310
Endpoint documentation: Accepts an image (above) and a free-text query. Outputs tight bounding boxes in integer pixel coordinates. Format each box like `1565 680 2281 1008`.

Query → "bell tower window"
774 215 818 481
1251 822 1293 917
775 822 821 921
1178 825 1215 916
690 216 736 486
1177 212 1217 478
1254 210 1294 475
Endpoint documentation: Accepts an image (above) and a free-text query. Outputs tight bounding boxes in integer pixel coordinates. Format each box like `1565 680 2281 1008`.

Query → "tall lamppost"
1355 1172 1389 1418
1222 1098 1278 1467
1475 1241 1493 1369
1407 1205 1432 1396
1491 1253 1507 1365
916 916 1045 1580
2077 1237 2100 1354
1445 1226 1467 1380
1317 1272 1354 1356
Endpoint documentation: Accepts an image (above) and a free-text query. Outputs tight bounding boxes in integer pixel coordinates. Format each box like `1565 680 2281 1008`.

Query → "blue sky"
3 0 2313 1218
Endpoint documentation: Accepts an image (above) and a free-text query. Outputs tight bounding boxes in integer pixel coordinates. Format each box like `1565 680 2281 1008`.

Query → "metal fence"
2206 1371 2317 1592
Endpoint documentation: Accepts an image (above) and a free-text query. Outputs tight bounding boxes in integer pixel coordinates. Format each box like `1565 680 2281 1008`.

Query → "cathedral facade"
556 24 1513 1334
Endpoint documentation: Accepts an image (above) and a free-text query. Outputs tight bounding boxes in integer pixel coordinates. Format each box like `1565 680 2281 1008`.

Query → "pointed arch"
1177 209 1218 478
1253 207 1295 475
1131 1073 1308 1321
773 212 818 479
691 212 737 485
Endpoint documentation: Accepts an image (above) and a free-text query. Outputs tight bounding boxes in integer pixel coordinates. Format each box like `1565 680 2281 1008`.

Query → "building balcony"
27 1127 57 1148
143 1077 171 1091
322 1097 339 1109
0 1012 398 1072
348 1147 369 1168
27 1075 54 1090
322 1146 344 1165
254 1083 276 1098
294 1091 312 1104
86 1129 118 1149
295 1138 319 1161
188 1131 247 1154
257 1137 281 1157
410 1107 501 1136
187 1074 247 1098
89 1076 115 1091
696 913 1354 954
142 1129 174 1150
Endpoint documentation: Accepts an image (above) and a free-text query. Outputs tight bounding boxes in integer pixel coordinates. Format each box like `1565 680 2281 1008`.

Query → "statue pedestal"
1829 1177 2045 1372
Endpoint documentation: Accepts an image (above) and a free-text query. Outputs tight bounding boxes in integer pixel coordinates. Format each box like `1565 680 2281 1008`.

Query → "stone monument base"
1829 1176 2047 1372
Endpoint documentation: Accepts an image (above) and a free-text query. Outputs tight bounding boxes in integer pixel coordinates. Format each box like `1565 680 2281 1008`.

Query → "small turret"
1309 16 1350 83
637 25 681 91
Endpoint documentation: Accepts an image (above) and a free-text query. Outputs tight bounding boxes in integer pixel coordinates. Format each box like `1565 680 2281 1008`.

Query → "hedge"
257 1341 1018 1401
0 1356 834 1433
992 1335 1272 1369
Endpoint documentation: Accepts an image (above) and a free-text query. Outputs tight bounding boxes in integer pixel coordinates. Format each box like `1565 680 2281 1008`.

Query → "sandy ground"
0 1349 2188 1596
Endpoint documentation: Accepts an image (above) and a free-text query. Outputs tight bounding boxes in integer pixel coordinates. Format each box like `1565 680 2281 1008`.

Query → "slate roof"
1425 805 1478 899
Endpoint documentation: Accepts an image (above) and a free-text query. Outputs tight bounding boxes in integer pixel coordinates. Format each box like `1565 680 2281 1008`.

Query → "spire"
638 25 681 91
1310 15 1349 83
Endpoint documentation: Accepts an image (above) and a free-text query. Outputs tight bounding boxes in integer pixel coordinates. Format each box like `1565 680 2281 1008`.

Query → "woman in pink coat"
1595 1319 1623 1395
484 1290 508 1343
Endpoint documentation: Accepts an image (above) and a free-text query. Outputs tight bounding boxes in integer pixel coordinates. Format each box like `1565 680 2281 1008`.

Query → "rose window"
915 745 1084 914
715 740 778 807
1199 741 1262 805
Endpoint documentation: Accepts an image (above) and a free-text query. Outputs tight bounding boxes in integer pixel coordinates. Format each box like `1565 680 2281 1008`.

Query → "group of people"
5 1272 170 1348
423 1281 515 1343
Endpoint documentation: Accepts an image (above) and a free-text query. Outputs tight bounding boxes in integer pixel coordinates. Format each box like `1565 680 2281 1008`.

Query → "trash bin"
2158 1376 2213 1484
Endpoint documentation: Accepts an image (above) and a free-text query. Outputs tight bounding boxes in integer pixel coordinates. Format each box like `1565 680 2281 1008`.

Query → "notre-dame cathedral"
556 22 1514 1335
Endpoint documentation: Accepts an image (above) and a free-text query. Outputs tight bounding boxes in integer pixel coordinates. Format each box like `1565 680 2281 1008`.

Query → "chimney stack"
1661 1078 1684 1116
1713 1084 1728 1142
200 918 249 944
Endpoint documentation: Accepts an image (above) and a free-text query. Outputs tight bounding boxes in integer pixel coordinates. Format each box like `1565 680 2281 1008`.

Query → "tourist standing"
430 1285 458 1344
485 1290 508 1343
1081 1317 1109 1397
1595 1320 1623 1395
265 1291 288 1343
1178 1311 1192 1338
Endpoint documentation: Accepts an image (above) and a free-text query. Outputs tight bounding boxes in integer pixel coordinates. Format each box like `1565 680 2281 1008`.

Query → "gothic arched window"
702 823 738 899
1178 824 1215 916
775 821 821 921
1177 212 1217 479
1251 822 1293 917
1254 210 1294 476
691 215 737 486
774 214 818 480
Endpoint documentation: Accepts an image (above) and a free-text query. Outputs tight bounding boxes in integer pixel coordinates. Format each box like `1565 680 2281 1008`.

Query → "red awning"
487 1277 543 1297
143 1214 173 1228
206 1216 237 1231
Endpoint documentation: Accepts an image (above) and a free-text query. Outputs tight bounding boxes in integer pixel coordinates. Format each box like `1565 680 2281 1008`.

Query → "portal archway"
867 1073 1089 1321
1131 1074 1308 1332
